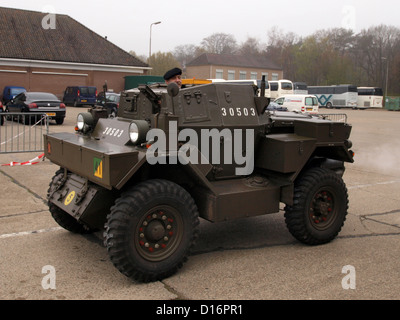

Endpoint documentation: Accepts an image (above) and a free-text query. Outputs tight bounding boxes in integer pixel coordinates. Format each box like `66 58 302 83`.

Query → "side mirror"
167 82 180 97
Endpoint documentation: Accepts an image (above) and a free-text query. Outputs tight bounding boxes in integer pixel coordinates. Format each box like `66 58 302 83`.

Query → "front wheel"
104 179 200 282
284 168 349 245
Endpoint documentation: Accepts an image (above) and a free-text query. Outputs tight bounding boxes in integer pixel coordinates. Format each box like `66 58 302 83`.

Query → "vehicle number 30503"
221 107 256 117
102 127 124 138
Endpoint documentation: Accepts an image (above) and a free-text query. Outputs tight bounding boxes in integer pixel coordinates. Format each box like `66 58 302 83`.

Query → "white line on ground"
348 180 400 190
0 227 63 239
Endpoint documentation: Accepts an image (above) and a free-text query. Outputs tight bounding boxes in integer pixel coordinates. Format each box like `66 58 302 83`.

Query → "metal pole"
385 59 389 97
149 21 161 61
382 57 389 98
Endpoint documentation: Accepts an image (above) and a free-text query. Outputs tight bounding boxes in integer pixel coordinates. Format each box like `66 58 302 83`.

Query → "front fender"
44 132 147 190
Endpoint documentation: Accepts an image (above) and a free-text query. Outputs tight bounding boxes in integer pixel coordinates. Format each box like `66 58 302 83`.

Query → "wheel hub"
145 220 165 242
136 207 182 261
310 191 334 226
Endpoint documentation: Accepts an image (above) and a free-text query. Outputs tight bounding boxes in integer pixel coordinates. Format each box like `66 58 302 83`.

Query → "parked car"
63 86 97 107
2 86 27 104
274 94 319 114
96 92 120 117
266 101 288 111
6 92 66 125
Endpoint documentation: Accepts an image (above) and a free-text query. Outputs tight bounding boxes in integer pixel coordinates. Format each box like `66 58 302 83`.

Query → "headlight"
129 120 150 145
129 122 139 143
76 112 94 133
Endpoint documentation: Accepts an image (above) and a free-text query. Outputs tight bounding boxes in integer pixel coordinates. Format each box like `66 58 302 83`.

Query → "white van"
274 94 319 114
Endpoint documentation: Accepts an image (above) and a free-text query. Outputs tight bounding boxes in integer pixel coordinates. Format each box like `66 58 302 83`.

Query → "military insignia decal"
94 157 103 179
64 191 76 206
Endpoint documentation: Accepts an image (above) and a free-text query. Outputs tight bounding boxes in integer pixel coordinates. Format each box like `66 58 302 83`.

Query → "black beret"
164 67 182 80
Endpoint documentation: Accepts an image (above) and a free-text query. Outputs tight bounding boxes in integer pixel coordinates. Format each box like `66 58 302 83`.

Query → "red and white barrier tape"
1 153 45 166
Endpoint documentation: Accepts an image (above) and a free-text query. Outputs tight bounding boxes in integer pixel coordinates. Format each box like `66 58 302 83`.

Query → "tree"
173 44 205 69
129 50 147 65
200 33 238 54
237 37 265 56
147 51 181 76
265 27 302 81
352 25 400 94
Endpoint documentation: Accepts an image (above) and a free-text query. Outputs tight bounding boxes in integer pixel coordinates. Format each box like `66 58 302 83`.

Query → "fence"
0 113 49 154
318 113 348 123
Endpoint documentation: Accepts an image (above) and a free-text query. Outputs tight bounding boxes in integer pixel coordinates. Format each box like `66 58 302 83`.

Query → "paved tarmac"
0 107 399 301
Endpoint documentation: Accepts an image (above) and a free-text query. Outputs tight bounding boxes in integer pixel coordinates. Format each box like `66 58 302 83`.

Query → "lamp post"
381 57 389 98
149 21 161 61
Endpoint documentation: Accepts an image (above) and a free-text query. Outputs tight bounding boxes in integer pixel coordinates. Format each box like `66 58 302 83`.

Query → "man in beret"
164 67 183 88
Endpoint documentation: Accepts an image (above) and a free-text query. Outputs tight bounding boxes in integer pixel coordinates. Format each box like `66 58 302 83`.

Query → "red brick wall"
0 65 144 100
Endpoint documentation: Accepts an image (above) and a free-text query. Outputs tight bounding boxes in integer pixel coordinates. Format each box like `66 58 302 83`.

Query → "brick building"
186 53 283 81
0 7 150 99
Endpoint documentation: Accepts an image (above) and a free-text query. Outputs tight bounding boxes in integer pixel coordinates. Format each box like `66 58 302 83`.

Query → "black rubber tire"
104 179 200 282
284 168 349 245
55 117 64 125
47 169 95 234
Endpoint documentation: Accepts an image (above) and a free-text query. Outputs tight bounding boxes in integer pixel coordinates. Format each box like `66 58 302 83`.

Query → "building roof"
0 7 148 68
187 53 281 70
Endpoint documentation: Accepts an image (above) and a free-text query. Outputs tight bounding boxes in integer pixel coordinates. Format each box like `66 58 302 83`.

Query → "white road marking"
348 180 400 190
0 227 63 239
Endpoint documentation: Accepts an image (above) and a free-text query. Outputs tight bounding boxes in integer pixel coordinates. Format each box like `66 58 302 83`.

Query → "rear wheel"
284 168 348 245
55 117 64 125
104 179 200 282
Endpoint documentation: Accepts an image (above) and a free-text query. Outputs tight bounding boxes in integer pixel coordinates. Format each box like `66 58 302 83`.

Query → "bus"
357 87 383 109
308 85 358 109
293 82 308 95
210 79 271 97
268 80 294 99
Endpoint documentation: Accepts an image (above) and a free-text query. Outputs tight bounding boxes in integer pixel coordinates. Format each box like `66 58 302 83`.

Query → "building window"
239 71 247 80
272 73 279 80
261 72 268 80
228 70 235 80
216 69 224 79
250 72 257 80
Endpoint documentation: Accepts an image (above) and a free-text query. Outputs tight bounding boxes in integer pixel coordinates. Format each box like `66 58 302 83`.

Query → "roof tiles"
0 7 148 67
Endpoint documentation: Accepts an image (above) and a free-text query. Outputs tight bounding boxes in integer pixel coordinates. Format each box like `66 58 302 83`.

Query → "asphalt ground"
0 107 399 302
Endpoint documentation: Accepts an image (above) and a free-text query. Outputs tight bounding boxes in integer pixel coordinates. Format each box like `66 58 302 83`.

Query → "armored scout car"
44 79 354 282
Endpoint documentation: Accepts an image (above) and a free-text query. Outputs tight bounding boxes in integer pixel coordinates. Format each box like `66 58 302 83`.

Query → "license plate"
46 113 56 116
306 108 313 111
81 100 87 102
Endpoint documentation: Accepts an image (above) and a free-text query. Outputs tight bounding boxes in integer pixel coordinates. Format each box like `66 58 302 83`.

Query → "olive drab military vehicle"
44 78 354 282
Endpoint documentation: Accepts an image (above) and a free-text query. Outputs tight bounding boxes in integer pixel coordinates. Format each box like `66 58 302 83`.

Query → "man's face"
166 75 182 88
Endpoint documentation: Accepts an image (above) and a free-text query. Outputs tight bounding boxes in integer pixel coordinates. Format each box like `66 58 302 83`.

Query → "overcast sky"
2 0 399 57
